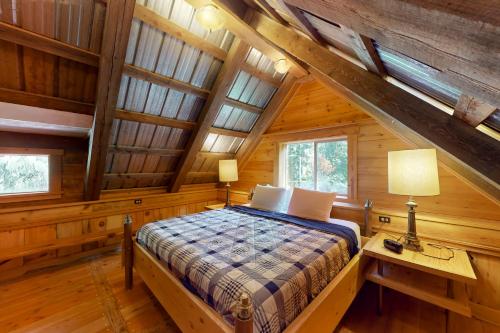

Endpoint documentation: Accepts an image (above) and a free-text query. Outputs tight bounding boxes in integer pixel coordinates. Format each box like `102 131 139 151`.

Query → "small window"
279 136 356 201
0 148 62 203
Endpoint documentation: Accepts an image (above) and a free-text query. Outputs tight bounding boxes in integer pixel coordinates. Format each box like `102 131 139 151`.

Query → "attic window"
0 148 63 203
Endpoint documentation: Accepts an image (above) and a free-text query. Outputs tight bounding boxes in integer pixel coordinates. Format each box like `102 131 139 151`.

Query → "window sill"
0 192 62 204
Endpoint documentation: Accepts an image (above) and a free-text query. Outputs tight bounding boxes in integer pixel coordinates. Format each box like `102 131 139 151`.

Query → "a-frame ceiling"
0 0 498 201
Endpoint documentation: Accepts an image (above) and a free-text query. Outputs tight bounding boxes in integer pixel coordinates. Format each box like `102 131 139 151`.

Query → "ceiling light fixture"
195 4 225 32
274 59 290 74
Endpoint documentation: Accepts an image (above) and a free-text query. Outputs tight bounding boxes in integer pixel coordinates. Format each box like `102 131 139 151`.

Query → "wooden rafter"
454 95 497 127
169 39 251 192
197 151 235 159
123 65 210 99
186 0 307 78
104 172 175 180
114 109 196 130
283 0 500 109
0 21 99 67
108 146 184 157
209 127 249 138
340 26 386 75
224 97 263 114
240 62 282 87
282 3 327 45
0 88 94 115
236 74 299 168
253 0 289 26
133 3 227 61
84 0 136 201
250 11 500 202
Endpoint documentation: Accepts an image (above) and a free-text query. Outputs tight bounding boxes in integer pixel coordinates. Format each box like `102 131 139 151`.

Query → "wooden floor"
0 251 495 333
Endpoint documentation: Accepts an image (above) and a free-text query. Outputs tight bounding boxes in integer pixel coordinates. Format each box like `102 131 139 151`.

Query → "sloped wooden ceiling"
0 0 498 201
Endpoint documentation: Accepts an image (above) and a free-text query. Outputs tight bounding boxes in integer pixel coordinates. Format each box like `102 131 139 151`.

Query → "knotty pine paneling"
0 185 219 281
235 79 500 327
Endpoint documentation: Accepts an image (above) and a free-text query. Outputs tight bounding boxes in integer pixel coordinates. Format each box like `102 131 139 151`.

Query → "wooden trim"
340 27 386 75
224 97 263 114
123 64 210 99
236 74 299 169
0 147 63 155
0 88 95 115
114 109 196 130
250 11 500 202
108 145 184 157
0 21 99 67
209 127 249 138
454 95 496 127
133 3 227 61
103 172 175 180
239 62 282 87
169 39 251 192
85 0 136 200
347 134 358 201
187 171 218 177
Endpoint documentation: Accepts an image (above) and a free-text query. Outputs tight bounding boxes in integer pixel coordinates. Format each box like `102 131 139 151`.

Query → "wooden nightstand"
204 203 226 210
363 232 476 320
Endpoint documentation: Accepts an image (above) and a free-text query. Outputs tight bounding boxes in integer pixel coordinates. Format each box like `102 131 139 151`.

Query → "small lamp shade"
219 160 238 182
388 149 440 196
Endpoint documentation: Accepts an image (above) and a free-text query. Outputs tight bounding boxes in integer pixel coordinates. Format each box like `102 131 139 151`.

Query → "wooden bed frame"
123 201 373 333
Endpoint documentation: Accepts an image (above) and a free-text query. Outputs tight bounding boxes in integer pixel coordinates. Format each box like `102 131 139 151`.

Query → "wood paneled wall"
0 184 218 281
234 79 500 329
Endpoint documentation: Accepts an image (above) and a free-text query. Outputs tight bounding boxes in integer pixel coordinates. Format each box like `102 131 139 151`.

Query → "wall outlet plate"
134 199 142 205
379 216 391 223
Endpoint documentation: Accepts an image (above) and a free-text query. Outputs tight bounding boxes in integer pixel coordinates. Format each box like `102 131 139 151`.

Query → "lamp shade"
219 160 238 182
388 149 440 196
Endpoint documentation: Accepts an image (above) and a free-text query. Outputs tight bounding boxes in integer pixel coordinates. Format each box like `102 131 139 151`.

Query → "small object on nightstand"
383 239 403 254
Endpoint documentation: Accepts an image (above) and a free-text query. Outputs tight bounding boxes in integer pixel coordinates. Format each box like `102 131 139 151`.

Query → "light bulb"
274 59 290 74
195 5 225 32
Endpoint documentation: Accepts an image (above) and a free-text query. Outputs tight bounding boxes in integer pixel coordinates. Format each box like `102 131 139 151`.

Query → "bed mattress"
136 206 359 333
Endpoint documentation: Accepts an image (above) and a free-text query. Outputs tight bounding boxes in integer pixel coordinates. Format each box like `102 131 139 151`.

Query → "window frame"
0 147 63 203
277 135 357 202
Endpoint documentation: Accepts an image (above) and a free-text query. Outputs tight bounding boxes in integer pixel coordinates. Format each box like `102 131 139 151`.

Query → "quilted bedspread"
136 205 358 333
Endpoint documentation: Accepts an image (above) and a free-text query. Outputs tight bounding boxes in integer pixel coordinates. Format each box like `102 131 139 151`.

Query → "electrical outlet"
379 216 391 223
134 199 142 205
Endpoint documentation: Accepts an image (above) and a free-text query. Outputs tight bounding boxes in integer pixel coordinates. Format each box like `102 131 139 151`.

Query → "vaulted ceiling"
0 0 498 201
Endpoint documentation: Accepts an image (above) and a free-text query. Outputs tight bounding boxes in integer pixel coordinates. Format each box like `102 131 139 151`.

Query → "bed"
123 203 372 333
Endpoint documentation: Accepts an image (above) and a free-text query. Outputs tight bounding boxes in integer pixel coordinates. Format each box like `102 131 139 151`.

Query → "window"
0 148 62 203
279 136 356 200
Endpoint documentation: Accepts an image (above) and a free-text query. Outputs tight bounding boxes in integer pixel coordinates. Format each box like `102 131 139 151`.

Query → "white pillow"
250 185 286 211
287 188 336 222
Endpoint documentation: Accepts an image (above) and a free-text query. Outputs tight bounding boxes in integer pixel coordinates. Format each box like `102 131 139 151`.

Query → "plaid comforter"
136 206 358 333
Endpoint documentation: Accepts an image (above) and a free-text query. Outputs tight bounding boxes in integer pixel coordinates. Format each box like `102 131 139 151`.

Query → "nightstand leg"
377 260 384 315
445 279 454 333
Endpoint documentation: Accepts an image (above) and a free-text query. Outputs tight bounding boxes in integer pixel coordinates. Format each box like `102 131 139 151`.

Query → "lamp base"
224 182 231 208
404 197 423 252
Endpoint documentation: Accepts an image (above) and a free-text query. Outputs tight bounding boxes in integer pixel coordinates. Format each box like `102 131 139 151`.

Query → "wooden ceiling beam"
282 3 327 46
209 127 249 138
197 151 235 159
0 88 94 115
123 64 210 99
239 62 282 87
253 0 289 26
0 21 99 67
168 39 251 192
115 109 196 130
250 12 500 202
84 0 136 201
236 74 299 169
133 3 227 61
108 145 184 157
454 95 497 127
104 172 175 180
283 0 500 109
340 26 386 75
224 97 263 114
186 0 308 78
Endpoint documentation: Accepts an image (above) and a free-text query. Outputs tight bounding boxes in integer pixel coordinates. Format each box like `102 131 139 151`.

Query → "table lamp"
219 159 238 207
388 149 440 251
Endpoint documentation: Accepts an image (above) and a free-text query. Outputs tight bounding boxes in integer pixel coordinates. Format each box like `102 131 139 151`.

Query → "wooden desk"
363 233 476 319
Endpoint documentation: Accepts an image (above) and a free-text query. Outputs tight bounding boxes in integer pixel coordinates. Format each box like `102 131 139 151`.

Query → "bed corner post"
364 199 373 237
124 214 133 290
234 293 253 333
